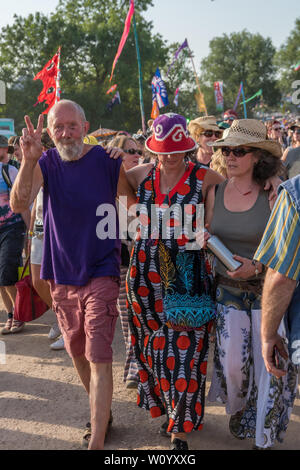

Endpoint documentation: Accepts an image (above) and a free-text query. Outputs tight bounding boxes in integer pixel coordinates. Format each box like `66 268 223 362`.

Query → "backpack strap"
2 164 13 189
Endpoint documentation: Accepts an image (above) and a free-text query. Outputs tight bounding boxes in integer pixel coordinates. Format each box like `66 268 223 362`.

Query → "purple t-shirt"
39 146 122 285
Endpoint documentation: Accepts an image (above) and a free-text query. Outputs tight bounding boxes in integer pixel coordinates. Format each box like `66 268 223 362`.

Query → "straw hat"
188 116 220 137
208 119 282 158
145 113 197 155
290 119 300 130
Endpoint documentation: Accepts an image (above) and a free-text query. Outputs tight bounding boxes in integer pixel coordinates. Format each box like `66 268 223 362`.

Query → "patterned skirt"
208 285 299 448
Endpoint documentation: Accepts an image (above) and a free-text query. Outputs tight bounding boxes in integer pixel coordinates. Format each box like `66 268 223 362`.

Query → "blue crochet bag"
158 241 216 330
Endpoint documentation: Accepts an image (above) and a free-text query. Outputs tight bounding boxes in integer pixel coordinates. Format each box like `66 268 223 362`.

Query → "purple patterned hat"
145 113 197 155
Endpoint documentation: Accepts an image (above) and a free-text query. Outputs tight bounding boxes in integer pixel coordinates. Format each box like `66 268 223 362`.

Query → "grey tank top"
284 147 300 178
210 180 270 279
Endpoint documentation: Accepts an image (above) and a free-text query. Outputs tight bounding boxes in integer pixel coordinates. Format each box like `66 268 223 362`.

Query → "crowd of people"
0 99 299 451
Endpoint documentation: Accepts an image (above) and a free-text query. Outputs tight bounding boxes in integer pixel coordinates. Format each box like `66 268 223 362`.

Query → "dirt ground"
0 307 299 451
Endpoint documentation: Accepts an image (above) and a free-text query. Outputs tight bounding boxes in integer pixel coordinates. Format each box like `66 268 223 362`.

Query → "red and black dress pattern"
126 162 214 434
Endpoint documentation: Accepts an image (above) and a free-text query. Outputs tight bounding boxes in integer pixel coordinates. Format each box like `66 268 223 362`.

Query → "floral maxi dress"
126 162 215 434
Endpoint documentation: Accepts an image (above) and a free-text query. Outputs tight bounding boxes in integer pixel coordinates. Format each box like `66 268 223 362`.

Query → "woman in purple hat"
124 113 224 450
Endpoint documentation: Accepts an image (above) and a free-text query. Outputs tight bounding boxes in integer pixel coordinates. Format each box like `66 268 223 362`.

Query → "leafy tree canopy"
200 30 281 117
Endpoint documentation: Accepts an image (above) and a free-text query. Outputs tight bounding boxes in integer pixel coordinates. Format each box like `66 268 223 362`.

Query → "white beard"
56 139 84 162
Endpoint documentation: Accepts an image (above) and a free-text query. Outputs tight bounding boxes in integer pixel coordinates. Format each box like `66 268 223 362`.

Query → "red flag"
106 84 118 95
110 0 135 82
34 47 61 114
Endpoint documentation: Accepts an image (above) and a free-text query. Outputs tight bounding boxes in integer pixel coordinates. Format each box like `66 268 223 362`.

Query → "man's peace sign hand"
20 114 44 163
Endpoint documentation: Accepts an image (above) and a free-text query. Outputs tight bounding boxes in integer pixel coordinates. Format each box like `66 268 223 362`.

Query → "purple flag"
233 83 243 111
167 39 189 75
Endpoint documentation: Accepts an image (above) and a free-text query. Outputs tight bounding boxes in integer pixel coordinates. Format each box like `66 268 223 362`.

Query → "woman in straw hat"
124 113 224 450
204 119 298 449
188 116 223 167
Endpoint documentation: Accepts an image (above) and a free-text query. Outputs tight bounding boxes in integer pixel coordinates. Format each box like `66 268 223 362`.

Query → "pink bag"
14 258 48 322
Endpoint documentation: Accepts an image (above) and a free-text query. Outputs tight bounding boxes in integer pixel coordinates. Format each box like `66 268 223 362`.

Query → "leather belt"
216 275 264 296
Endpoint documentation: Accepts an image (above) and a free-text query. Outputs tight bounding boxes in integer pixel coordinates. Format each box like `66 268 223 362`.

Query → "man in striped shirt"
254 175 300 377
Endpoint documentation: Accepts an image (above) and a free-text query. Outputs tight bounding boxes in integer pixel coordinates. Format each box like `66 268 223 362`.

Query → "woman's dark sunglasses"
221 147 253 158
125 148 143 156
201 130 222 139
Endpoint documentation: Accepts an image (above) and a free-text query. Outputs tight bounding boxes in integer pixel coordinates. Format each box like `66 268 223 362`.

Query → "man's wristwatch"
251 260 260 277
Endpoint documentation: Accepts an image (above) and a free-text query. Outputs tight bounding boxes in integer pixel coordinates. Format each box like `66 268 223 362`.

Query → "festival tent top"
89 128 118 140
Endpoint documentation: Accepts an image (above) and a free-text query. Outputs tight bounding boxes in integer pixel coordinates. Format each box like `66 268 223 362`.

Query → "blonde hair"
188 123 204 141
108 135 136 150
210 149 227 178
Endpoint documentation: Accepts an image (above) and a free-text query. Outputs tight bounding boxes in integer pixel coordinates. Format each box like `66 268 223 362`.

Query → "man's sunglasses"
125 148 143 156
221 147 253 158
201 130 223 139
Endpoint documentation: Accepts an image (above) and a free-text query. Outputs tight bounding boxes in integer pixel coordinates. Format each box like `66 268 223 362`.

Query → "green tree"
275 17 300 107
200 30 281 117
162 43 213 121
0 0 168 133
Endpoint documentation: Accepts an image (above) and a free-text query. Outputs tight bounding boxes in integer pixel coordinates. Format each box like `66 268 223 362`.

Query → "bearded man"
10 99 136 450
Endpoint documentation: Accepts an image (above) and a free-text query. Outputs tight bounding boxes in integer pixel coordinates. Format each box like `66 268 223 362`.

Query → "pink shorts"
49 276 120 363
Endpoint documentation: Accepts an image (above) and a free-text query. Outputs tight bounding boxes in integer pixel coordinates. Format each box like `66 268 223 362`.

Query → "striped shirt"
254 188 300 281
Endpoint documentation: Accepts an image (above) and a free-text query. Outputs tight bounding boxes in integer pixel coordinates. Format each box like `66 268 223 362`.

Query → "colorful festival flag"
34 47 61 114
167 38 189 75
151 68 169 109
106 84 118 95
195 90 207 114
151 99 160 120
110 0 135 82
174 87 180 106
294 61 300 72
214 81 224 111
106 91 121 112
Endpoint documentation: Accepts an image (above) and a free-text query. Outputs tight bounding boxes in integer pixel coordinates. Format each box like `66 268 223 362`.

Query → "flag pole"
132 13 146 134
187 44 208 116
241 81 247 118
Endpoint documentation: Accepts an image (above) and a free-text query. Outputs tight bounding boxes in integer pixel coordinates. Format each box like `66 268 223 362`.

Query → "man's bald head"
47 99 87 131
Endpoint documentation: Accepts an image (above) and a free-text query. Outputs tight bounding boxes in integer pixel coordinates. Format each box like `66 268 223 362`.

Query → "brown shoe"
11 320 25 334
1 317 13 335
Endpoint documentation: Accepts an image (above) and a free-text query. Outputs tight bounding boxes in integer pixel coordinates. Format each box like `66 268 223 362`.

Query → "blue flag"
151 68 169 109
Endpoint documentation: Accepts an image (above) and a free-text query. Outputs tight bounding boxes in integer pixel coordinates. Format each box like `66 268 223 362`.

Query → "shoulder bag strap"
2 164 13 189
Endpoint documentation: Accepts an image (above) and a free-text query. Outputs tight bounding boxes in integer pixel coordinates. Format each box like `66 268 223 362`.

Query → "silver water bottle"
205 230 242 272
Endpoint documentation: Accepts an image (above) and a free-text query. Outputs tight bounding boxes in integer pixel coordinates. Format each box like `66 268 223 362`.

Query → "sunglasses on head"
125 148 143 156
201 130 222 139
221 147 253 158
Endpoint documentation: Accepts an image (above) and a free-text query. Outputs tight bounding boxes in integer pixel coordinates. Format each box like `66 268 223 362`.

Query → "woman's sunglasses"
221 147 253 158
125 148 143 156
201 130 222 139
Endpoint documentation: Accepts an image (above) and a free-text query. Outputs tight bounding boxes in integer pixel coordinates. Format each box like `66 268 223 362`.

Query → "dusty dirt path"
0 308 299 450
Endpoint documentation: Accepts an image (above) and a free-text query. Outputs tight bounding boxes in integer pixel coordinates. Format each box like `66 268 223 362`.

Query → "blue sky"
1 0 299 68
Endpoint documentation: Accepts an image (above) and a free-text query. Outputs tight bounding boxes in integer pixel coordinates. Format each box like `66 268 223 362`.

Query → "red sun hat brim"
145 134 197 155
